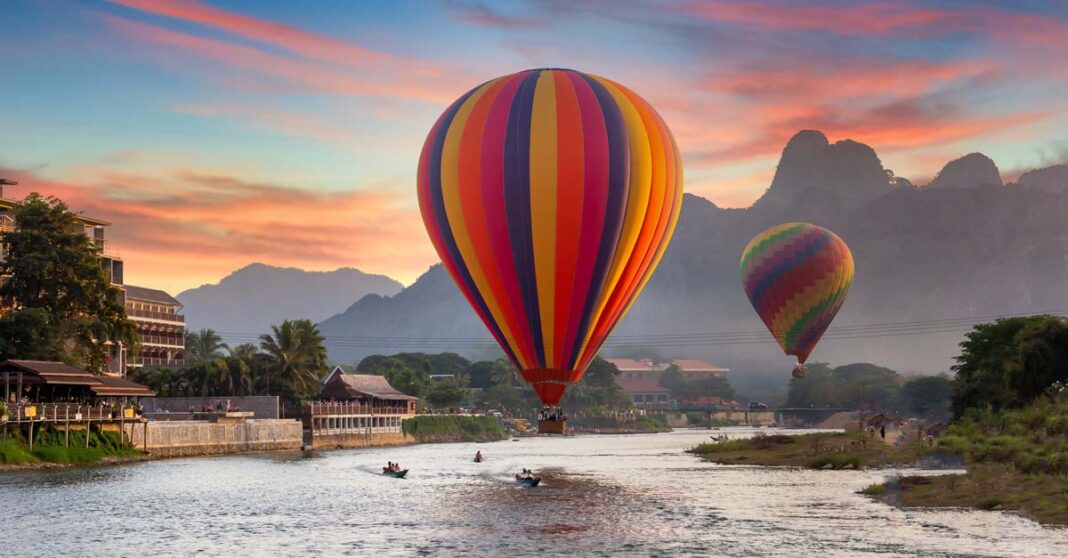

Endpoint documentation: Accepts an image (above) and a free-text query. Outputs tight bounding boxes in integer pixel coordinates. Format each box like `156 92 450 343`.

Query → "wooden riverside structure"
0 360 154 450
302 367 417 444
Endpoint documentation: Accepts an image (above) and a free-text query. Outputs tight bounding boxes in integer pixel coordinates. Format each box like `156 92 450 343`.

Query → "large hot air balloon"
739 223 854 378
417 68 683 406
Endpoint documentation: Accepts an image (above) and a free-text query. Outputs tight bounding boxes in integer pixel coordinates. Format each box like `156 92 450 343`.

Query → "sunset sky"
2 0 1067 294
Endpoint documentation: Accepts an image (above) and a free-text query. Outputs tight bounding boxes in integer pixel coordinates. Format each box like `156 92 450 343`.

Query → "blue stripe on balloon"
503 70 545 368
749 231 830 311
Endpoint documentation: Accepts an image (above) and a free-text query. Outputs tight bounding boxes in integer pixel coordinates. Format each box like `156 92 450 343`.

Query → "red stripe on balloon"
552 71 584 370
561 71 610 370
479 72 539 367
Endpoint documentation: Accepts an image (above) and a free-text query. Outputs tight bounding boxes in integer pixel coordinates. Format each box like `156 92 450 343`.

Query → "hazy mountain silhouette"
317 131 1068 388
178 263 402 342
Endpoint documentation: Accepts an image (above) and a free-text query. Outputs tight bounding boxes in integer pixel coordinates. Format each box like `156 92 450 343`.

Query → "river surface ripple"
1 428 1065 557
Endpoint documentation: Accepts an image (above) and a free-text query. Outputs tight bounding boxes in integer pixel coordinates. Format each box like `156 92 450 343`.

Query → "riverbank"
689 431 929 469
401 415 509 443
859 397 1068 526
0 427 144 470
862 464 1068 526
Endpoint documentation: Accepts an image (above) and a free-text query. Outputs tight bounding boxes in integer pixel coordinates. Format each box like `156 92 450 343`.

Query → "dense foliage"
939 387 1068 474
784 362 950 419
951 315 1068 417
400 414 508 442
0 193 135 371
658 364 736 402
0 427 138 465
133 320 328 414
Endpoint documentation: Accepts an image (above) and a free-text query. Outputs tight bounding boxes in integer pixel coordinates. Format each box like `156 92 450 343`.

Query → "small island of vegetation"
690 314 1068 526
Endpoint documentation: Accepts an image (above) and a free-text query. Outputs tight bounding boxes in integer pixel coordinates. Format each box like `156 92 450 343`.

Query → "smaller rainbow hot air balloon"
739 223 854 378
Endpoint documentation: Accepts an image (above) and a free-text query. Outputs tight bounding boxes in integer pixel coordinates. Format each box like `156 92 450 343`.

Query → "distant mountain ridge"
178 263 403 341
317 130 1068 382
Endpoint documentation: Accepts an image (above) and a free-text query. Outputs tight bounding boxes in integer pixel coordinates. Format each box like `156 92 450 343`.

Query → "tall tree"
952 315 1068 417
899 375 952 419
259 319 327 404
185 328 229 364
0 193 134 371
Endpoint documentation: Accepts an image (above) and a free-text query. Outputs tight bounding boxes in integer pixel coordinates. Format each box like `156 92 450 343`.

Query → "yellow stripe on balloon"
768 267 843 340
439 79 529 368
529 71 559 365
614 116 683 328
572 76 653 364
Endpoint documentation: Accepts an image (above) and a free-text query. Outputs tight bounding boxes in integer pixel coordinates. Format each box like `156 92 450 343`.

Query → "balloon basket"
792 364 807 379
538 419 567 435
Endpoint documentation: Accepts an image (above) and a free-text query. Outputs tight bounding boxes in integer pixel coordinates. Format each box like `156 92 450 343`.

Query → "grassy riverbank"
860 398 1068 525
0 427 141 468
689 432 928 469
401 415 509 443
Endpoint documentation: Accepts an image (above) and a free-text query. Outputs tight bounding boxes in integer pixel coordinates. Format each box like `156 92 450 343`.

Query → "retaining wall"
309 431 413 450
123 419 301 457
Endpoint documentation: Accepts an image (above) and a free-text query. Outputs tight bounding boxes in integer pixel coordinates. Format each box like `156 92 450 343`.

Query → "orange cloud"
1 166 436 294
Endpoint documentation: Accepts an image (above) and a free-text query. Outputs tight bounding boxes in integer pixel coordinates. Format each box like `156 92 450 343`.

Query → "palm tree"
259 320 327 399
185 328 230 364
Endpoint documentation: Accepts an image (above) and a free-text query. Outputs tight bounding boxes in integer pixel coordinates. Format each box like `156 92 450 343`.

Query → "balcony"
127 307 185 323
137 334 185 348
129 356 185 367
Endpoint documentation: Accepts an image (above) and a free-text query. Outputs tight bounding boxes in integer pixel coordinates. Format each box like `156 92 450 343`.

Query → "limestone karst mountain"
317 131 1068 386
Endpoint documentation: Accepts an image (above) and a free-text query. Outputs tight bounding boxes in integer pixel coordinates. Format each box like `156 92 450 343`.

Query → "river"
1 428 1065 557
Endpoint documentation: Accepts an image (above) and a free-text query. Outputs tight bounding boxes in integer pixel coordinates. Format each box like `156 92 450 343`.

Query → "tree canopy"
0 193 134 371
952 315 1068 417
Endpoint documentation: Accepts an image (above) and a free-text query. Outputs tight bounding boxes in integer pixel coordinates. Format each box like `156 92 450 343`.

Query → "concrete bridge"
671 405 854 427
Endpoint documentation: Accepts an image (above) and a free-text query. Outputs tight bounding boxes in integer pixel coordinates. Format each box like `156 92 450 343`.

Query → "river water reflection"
1 428 1065 557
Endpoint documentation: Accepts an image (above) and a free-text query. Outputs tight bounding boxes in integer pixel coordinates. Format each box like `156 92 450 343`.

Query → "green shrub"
809 453 862 470
977 497 1003 510
401 415 507 442
858 483 888 496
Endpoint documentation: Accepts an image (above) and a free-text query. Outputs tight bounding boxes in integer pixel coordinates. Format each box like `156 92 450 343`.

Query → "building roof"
614 376 669 394
0 360 101 385
671 359 729 372
0 360 154 395
321 371 418 401
124 285 182 307
605 358 662 372
91 376 156 397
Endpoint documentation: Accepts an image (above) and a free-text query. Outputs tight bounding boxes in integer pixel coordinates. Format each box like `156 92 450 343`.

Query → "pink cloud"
101 14 462 104
107 0 433 72
1 166 436 293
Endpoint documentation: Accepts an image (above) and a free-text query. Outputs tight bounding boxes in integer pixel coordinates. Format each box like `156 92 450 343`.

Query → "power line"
204 308 1068 349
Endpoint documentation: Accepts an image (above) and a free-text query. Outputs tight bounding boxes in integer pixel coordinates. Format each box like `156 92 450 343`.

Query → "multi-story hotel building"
1 180 183 375
123 285 185 370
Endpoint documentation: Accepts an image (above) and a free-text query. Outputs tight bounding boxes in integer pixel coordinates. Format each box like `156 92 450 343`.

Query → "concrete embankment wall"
310 431 413 450
123 420 302 457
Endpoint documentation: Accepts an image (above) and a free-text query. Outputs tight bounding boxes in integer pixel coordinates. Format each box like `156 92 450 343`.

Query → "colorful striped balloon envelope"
417 68 683 405
739 223 854 371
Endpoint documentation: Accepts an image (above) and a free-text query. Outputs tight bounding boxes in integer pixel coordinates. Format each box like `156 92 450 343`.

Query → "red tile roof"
671 359 728 372
614 376 669 393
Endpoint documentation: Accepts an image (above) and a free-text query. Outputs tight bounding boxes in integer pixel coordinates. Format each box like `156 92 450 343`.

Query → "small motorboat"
383 467 408 478
515 475 541 487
